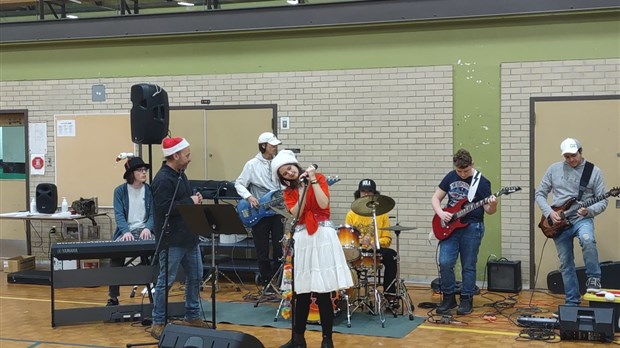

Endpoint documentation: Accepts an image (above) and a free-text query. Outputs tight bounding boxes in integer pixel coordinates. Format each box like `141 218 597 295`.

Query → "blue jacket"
112 183 154 241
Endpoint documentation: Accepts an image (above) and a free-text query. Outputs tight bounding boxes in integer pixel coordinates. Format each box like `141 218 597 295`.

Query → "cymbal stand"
256 258 283 308
382 222 415 320
367 206 386 326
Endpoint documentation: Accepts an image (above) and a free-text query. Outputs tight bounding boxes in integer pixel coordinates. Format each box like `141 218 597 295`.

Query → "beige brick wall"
500 58 620 287
1 65 454 282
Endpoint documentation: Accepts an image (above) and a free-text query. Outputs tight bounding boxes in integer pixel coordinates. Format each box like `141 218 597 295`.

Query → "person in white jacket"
235 132 285 289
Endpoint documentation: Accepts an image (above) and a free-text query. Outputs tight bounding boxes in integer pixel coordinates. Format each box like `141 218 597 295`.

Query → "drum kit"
337 194 417 327
272 193 416 327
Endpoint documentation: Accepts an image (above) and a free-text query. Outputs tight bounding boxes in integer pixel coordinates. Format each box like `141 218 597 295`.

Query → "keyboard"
51 239 156 260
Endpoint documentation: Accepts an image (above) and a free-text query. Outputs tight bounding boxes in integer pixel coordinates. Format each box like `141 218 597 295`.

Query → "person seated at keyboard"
107 156 154 306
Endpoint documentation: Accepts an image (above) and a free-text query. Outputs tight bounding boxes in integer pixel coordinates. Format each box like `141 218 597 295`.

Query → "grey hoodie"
535 159 607 222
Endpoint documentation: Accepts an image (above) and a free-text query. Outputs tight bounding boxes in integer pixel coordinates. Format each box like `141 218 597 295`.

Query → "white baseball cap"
560 138 581 155
258 132 281 146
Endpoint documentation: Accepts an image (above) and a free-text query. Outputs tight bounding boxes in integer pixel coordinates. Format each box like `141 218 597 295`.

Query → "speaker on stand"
130 83 170 181
36 183 58 214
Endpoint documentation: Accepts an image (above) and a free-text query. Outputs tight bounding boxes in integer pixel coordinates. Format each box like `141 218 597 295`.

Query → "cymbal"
351 194 395 217
379 225 417 232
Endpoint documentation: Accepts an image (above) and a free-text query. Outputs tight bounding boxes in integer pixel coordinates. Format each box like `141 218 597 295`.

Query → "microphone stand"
126 168 184 348
287 178 310 343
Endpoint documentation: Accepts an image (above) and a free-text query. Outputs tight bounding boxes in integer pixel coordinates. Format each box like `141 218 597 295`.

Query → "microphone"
299 164 319 183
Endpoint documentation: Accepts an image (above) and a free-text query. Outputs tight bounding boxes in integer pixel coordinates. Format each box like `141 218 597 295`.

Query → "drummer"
345 179 399 308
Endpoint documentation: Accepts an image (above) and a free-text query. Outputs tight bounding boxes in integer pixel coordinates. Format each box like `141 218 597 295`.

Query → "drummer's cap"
358 179 377 193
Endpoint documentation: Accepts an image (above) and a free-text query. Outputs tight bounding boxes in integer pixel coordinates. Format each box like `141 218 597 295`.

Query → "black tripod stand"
177 203 247 330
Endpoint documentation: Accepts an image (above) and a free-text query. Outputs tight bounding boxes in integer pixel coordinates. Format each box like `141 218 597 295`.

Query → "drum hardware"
255 257 284 308
349 194 396 328
381 212 416 321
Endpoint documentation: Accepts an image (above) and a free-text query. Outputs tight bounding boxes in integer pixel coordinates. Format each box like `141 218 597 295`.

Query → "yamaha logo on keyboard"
59 248 79 254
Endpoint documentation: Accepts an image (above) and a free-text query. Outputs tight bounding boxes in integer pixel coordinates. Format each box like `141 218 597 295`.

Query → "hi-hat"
379 225 417 232
351 194 395 217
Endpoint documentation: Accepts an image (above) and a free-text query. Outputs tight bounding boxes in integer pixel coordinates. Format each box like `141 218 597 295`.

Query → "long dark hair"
354 189 380 200
276 163 304 190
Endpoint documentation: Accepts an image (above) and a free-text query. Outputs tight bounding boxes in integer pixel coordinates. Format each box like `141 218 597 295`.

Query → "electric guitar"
236 177 341 228
432 186 521 241
538 187 619 238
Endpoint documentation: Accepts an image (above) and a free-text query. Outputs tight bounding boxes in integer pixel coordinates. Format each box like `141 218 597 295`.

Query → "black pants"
293 292 333 338
252 215 284 281
379 248 398 294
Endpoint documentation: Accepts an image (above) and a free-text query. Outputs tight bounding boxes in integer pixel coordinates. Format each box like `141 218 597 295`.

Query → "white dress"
292 221 354 294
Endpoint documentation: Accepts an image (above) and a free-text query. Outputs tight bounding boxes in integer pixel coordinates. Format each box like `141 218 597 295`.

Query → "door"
534 98 620 288
168 107 276 181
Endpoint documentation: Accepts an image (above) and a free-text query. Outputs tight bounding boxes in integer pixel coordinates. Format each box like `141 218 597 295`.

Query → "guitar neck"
577 192 611 210
454 192 501 219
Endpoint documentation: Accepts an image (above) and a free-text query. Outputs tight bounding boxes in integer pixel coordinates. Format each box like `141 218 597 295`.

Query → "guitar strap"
577 161 594 201
467 170 481 202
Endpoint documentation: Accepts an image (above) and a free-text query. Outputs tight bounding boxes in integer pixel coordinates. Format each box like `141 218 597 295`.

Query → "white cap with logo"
258 132 282 146
560 138 581 155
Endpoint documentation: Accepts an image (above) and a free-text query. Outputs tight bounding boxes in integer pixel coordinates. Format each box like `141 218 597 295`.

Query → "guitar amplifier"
547 261 620 294
487 260 522 293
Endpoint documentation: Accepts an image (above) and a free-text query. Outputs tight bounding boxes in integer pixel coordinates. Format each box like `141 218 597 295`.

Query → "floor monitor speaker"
559 305 614 342
130 83 169 144
159 324 265 348
487 259 522 293
36 183 58 214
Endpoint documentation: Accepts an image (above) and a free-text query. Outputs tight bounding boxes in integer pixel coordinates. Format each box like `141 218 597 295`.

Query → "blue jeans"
438 222 484 297
553 218 601 306
152 244 203 324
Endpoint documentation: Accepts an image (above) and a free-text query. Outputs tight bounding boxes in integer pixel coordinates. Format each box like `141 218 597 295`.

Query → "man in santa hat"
150 137 207 339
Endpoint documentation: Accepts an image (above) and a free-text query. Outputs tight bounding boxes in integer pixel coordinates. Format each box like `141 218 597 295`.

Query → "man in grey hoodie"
535 138 607 313
235 132 285 289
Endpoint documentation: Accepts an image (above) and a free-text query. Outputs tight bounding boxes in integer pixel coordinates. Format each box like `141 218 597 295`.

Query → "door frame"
528 94 620 287
0 109 31 254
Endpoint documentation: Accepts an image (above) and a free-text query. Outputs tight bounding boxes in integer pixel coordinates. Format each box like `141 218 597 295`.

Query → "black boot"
456 295 473 315
321 336 334 348
436 293 457 314
279 332 307 348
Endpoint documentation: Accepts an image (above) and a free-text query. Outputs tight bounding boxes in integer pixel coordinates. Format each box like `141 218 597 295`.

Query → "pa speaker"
36 183 58 214
130 83 169 144
559 305 614 342
487 259 522 293
159 324 265 348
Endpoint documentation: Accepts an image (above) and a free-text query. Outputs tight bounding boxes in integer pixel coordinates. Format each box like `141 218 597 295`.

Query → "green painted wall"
1 11 619 275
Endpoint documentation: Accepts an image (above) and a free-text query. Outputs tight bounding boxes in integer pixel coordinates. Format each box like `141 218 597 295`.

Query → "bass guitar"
432 186 521 241
236 177 341 228
538 187 619 238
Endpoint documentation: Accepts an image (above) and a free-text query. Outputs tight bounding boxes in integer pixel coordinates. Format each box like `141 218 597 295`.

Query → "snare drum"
337 225 361 262
353 250 383 271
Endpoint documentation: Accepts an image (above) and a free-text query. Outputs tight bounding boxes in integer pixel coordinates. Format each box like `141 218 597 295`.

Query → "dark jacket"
151 162 199 248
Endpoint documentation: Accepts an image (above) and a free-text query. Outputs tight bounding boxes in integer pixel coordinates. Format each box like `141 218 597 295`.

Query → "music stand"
176 204 247 329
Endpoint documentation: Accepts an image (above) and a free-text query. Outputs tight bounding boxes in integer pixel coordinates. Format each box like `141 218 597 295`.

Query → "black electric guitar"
236 177 341 228
538 187 619 238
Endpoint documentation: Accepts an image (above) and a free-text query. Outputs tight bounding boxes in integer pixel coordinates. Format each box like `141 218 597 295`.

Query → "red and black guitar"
538 187 619 238
432 186 521 241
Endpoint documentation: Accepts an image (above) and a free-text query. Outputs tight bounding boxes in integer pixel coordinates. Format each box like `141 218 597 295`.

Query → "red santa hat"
162 137 190 157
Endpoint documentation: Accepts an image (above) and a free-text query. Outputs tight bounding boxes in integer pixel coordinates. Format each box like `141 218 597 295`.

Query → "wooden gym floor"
0 273 616 348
